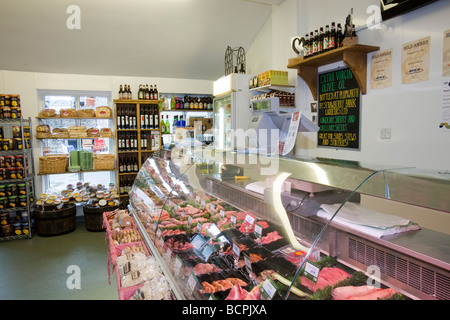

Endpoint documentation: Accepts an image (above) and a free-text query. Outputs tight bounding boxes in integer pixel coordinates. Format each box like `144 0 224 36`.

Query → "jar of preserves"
5 156 14 168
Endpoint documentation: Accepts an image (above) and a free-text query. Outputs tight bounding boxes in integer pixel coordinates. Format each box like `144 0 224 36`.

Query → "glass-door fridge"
213 74 253 150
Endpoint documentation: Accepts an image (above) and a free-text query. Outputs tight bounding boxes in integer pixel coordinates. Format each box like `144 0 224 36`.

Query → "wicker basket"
39 154 69 174
94 154 115 171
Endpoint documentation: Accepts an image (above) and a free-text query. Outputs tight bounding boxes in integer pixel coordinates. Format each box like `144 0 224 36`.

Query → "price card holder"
201 199 206 208
188 215 193 226
243 252 252 273
260 277 279 300
197 222 203 233
220 209 225 218
230 213 237 226
174 256 183 276
188 271 200 292
181 210 186 220
304 260 320 283
232 240 241 261
156 228 162 238
254 222 263 239
210 203 215 213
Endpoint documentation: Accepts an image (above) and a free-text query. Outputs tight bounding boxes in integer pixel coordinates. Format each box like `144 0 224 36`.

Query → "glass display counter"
128 146 450 300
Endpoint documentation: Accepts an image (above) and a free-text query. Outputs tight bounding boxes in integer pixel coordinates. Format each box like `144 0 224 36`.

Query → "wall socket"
380 128 391 139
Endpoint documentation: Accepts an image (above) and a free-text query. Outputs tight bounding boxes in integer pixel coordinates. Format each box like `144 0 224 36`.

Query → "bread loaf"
77 109 95 118
38 109 56 118
60 108 77 118
95 106 112 118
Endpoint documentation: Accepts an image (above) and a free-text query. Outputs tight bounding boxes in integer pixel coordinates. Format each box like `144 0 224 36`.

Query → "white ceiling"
0 0 284 81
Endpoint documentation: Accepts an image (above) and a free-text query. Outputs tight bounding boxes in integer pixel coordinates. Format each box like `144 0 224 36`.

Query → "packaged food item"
1 224 12 237
0 212 10 225
13 222 22 235
38 109 56 118
0 169 5 180
0 185 5 197
76 109 95 118
22 223 29 235
15 155 23 167
6 184 17 196
87 128 100 137
6 168 17 180
5 156 14 168
13 139 23 150
18 195 27 207
60 108 76 118
95 106 112 118
8 196 17 208
2 139 12 151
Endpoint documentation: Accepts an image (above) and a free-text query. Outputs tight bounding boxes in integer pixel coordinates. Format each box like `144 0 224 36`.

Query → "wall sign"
318 67 361 150
401 36 431 84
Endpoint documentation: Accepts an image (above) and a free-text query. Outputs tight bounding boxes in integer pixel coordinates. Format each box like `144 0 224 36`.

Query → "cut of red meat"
348 288 397 300
226 284 249 300
332 285 381 300
245 286 261 300
300 267 351 292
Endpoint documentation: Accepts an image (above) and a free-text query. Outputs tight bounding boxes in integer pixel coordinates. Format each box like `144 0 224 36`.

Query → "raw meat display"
300 267 351 292
165 238 194 251
347 287 397 300
201 278 248 294
190 263 222 276
257 231 283 245
332 285 380 300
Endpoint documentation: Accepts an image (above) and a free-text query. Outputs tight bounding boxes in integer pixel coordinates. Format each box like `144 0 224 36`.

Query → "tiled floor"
0 218 118 300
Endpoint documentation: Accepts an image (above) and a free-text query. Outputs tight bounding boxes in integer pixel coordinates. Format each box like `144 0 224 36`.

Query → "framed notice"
443 29 450 77
318 67 361 150
401 36 431 84
370 48 393 89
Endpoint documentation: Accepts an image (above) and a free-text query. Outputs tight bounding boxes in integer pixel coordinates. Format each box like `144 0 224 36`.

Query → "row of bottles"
117 104 138 129
138 85 159 100
140 132 160 151
303 22 355 58
119 176 135 195
118 85 133 100
118 154 139 173
118 131 160 152
160 115 187 134
117 104 160 130
117 132 139 152
140 105 159 130
168 95 213 110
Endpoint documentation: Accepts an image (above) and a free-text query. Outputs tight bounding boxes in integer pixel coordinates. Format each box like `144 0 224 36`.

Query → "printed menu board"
318 68 360 150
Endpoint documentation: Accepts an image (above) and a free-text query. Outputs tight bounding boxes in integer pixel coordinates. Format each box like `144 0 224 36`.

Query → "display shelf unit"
287 43 380 97
0 117 36 241
249 84 296 94
114 99 162 203
36 116 116 175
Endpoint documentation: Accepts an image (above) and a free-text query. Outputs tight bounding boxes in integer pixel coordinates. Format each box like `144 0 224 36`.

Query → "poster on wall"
318 67 360 150
370 48 393 89
440 80 450 132
443 29 450 77
401 36 431 84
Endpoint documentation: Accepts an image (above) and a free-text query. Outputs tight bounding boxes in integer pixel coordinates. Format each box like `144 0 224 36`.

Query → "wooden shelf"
287 44 380 97
114 99 161 104
161 109 213 112
36 117 113 119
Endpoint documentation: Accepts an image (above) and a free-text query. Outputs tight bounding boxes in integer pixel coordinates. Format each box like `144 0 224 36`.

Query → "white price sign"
254 223 263 238
304 261 320 283
220 210 225 218
261 278 278 300
230 214 237 226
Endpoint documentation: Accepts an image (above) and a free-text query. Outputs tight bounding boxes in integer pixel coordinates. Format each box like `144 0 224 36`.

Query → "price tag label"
210 203 215 212
156 228 162 238
174 256 183 275
188 271 199 292
201 200 206 207
304 261 320 283
244 213 256 226
230 213 237 226
254 222 263 239
153 221 158 231
166 246 172 258
232 240 241 260
243 252 252 271
173 204 178 212
197 222 203 233
261 277 278 300
220 210 225 218
188 215 193 225
196 195 200 202
181 210 186 219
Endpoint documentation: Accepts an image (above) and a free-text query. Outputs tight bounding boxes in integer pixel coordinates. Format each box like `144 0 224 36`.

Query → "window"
37 90 115 193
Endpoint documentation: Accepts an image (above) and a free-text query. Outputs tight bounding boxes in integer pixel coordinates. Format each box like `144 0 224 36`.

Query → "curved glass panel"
129 146 449 300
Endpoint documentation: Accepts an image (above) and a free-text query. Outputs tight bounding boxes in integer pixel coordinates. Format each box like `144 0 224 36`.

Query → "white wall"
0 70 213 195
248 0 450 171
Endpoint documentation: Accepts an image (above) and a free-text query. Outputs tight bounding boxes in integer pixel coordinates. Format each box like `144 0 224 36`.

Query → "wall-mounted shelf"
249 84 296 94
287 44 380 98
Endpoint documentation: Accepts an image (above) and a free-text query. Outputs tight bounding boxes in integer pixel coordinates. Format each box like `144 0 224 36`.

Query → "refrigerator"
213 73 254 150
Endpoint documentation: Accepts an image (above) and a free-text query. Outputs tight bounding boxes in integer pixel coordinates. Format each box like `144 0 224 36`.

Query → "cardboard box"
189 117 213 132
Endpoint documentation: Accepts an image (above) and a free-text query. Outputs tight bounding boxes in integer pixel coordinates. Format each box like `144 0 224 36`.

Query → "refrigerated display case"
213 74 254 150
126 146 450 300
